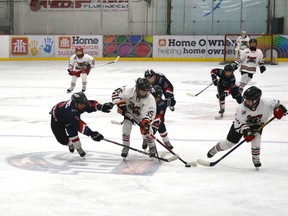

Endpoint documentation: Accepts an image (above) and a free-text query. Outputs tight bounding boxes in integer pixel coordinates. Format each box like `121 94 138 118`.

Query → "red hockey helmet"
75 46 84 58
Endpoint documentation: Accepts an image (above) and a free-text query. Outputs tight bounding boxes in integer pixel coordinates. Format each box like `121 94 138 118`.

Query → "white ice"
0 60 287 216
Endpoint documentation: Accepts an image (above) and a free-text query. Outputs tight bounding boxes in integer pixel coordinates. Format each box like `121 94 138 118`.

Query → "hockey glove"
243 129 255 142
165 93 176 107
274 104 287 119
140 119 151 135
102 102 114 113
91 131 104 142
116 100 127 116
67 69 76 76
212 78 219 86
231 62 238 71
260 65 266 73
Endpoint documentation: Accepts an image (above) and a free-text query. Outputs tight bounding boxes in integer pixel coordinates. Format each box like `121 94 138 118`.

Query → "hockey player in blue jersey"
50 92 113 157
211 64 243 116
144 69 176 111
142 85 174 150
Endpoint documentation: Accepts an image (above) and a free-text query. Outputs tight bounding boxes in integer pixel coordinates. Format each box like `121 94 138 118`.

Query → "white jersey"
68 54 95 72
234 98 279 133
112 86 156 122
235 35 250 51
236 48 264 74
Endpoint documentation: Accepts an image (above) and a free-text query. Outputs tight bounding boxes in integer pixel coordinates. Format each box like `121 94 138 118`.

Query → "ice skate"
219 109 225 114
68 142 75 153
142 140 148 150
164 141 173 149
76 147 86 157
82 85 86 92
67 87 74 93
149 146 156 157
252 157 262 168
121 147 129 158
207 145 218 158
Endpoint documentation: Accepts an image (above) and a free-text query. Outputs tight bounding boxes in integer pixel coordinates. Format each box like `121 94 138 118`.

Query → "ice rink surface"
1 60 287 216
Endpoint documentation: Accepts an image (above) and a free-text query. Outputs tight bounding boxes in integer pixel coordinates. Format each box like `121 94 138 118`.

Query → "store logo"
158 39 166 46
11 38 28 55
30 0 92 11
59 36 72 49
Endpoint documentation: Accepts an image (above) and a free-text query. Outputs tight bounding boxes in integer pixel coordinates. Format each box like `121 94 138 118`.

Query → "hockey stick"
103 138 178 162
226 37 236 46
187 83 213 97
124 114 197 167
94 56 120 69
197 116 276 167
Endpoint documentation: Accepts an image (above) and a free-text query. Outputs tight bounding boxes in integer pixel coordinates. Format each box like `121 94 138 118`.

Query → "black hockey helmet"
71 92 88 107
144 69 156 78
224 64 234 72
249 38 257 51
150 85 163 98
136 77 150 91
243 86 262 110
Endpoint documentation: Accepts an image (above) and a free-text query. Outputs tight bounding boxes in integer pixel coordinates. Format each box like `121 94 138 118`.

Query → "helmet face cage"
243 86 262 110
150 85 163 98
241 30 247 38
249 38 257 50
75 46 84 57
144 69 156 78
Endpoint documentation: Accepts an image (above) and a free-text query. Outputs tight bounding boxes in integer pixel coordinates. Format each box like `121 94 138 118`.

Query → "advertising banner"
0 36 9 58
10 36 55 58
103 35 153 58
153 35 225 58
55 35 102 57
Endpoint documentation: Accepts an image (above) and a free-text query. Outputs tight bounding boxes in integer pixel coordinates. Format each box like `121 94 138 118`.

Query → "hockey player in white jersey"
112 78 157 158
67 46 95 93
206 86 287 168
232 39 266 94
235 30 250 58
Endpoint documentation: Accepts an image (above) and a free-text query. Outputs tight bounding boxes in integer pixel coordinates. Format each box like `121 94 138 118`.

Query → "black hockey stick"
124 114 197 167
103 138 178 162
187 83 213 97
197 116 276 167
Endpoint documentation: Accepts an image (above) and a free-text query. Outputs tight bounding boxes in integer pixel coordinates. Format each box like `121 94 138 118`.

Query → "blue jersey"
210 68 237 89
153 73 174 99
50 99 102 136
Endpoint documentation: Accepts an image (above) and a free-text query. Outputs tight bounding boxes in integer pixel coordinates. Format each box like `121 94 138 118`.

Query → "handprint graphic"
29 40 40 56
41 37 54 54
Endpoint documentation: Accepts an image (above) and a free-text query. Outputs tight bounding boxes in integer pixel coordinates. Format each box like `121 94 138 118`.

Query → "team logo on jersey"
247 114 262 124
11 37 29 55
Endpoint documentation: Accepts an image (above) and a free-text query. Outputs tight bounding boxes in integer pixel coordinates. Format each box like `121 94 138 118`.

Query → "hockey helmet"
150 85 163 98
224 64 234 72
249 38 257 51
71 92 88 109
243 86 262 110
75 46 84 58
136 77 150 91
241 30 247 38
144 69 156 78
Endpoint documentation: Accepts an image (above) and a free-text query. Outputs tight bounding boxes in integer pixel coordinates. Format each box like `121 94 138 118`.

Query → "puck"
185 164 191 167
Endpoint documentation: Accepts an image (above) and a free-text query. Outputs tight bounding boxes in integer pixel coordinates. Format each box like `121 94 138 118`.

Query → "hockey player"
232 38 266 94
67 46 95 93
50 92 113 157
142 85 173 150
144 69 176 111
234 30 250 58
112 78 157 158
211 64 243 115
207 86 287 168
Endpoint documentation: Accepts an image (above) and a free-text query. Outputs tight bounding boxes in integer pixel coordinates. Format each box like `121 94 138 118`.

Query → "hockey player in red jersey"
232 38 266 94
211 64 243 116
206 86 287 168
142 85 173 150
67 46 95 93
144 69 176 111
50 92 113 157
112 78 157 158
